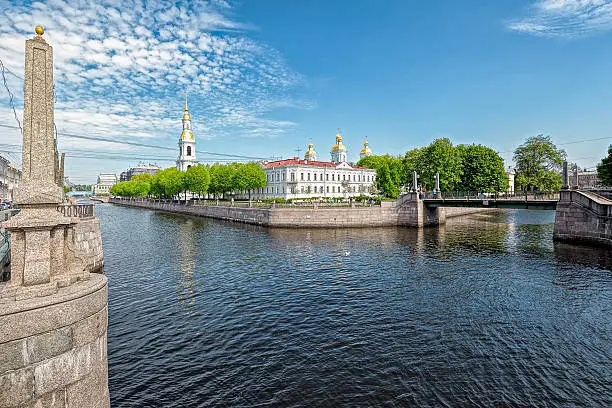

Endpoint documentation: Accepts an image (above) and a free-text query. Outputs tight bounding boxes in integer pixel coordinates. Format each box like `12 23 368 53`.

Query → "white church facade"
245 131 377 200
176 93 197 171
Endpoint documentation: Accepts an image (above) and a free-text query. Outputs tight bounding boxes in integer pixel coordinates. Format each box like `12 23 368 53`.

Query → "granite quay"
110 195 492 228
0 27 109 408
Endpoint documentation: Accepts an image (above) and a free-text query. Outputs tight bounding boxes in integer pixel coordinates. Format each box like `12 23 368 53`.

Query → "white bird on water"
344 250 351 256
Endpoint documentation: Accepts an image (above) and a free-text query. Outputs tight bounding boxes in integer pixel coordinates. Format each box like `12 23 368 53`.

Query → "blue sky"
1 0 612 183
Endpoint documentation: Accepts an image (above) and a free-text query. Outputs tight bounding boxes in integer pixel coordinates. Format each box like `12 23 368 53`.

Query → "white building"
0 155 21 202
120 163 161 182
93 173 117 195
506 167 516 193
176 92 197 172
245 131 377 200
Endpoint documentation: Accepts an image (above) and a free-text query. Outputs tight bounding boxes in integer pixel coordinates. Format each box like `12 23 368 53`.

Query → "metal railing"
422 191 560 201
58 204 95 218
115 197 381 209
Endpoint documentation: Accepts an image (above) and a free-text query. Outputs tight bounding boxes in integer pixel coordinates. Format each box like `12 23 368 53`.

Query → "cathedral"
241 130 377 200
176 93 197 171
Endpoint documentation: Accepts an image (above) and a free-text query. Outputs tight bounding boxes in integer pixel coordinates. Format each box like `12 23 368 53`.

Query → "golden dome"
360 140 371 154
180 130 194 141
182 112 191 120
331 144 347 152
35 25 44 36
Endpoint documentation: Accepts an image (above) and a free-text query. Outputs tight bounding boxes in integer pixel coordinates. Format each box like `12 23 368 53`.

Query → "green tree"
208 164 236 198
596 144 612 187
232 162 266 200
151 168 185 198
420 138 462 191
513 135 566 191
131 173 153 183
184 165 211 197
357 155 404 198
457 144 507 192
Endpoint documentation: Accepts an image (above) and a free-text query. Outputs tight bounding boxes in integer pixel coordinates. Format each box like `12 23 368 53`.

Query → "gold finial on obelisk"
35 25 44 36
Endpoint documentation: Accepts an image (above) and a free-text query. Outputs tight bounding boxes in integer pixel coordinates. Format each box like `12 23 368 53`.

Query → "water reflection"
98 205 612 408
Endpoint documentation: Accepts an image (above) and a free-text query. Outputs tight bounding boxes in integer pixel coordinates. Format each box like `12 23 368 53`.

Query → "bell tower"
176 90 197 171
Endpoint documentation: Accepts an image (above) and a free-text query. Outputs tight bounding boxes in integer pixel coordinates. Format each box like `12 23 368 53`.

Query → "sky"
1 0 612 184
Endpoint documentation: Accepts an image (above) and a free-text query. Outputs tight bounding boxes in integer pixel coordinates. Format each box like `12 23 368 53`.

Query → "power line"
0 123 273 160
0 59 22 135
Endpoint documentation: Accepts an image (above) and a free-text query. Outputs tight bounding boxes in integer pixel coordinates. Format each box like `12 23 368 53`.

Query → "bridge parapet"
554 190 612 246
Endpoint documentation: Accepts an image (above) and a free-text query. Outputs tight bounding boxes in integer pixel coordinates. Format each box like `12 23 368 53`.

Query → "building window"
301 186 304 193
332 174 335 181
291 173 295 181
332 186 335 193
186 146 192 156
283 173 286 181
343 174 346 181
301 173 304 181
308 173 311 181
353 174 355 182
326 174 329 181
314 173 317 181
367 176 370 182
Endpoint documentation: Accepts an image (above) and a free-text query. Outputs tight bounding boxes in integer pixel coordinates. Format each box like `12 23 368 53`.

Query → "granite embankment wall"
0 274 109 408
70 218 104 274
110 197 490 228
554 190 612 246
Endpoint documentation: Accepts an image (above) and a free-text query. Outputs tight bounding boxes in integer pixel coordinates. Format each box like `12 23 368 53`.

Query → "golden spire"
35 25 44 36
184 88 189 112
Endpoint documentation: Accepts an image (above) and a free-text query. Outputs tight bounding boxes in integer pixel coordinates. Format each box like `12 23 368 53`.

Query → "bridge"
422 192 559 211
399 188 611 247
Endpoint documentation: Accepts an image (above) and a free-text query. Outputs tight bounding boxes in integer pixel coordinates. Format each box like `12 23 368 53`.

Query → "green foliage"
357 155 404 198
109 180 150 197
63 186 71 194
457 144 507 192
130 173 153 183
513 135 565 191
151 167 185 198
232 162 266 198
184 165 210 195
596 145 612 187
208 164 236 197
420 138 462 191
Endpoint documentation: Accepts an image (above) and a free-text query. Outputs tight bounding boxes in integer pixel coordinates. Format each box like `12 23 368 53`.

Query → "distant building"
577 170 598 188
176 92 197 172
506 167 516 193
0 154 21 202
93 173 117 195
240 131 377 200
120 163 161 182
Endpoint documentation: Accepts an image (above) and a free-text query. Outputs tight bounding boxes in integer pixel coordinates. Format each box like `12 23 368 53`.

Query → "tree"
357 155 404 198
130 173 153 183
420 138 462 191
208 164 236 198
151 168 185 198
457 144 507 192
513 135 566 191
596 144 612 187
232 162 266 200
184 165 210 197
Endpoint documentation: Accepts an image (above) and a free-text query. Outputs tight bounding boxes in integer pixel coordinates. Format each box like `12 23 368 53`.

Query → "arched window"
187 146 192 156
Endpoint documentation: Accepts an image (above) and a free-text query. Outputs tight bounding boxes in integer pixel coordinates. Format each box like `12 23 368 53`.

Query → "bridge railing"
423 191 560 201
57 204 95 219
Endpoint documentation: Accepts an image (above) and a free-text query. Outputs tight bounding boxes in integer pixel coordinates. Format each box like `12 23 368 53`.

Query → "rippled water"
98 205 612 407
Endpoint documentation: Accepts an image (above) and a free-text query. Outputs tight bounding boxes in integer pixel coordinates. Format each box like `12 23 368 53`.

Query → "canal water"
98 204 611 407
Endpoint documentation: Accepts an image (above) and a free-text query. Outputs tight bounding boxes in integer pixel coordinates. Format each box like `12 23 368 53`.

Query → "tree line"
357 135 567 198
109 162 266 199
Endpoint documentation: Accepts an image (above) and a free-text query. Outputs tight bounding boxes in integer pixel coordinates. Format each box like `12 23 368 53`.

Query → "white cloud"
507 0 612 37
0 0 313 180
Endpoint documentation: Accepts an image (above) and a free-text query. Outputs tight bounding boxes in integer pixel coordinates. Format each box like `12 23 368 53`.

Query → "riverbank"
109 197 496 228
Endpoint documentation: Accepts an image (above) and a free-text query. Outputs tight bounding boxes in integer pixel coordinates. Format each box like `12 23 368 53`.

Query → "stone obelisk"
0 26 110 408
